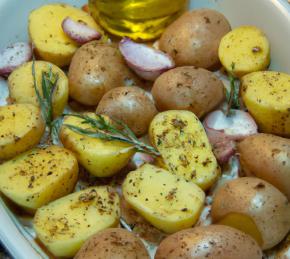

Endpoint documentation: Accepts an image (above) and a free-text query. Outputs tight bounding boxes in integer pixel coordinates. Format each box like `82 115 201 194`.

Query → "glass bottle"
88 0 187 41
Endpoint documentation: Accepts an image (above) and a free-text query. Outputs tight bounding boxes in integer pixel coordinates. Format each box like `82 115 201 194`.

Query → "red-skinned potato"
74 228 149 259
96 86 158 136
211 177 290 250
159 9 231 69
238 133 290 200
151 67 224 118
155 225 262 259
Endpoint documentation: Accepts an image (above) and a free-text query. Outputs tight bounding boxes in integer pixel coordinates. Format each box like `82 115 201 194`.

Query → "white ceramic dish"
0 0 289 258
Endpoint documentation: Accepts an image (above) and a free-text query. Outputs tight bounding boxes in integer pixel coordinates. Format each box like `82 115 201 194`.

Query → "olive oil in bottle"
88 0 187 41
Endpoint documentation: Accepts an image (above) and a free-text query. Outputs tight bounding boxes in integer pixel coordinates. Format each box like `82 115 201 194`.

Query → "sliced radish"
62 17 102 44
119 37 175 81
0 42 32 76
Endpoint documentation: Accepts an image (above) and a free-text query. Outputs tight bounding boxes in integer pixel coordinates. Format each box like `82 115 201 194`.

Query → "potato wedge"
241 71 290 136
218 26 270 77
122 164 205 234
28 4 102 67
149 110 220 190
60 113 135 177
0 104 45 160
0 146 78 212
34 186 120 257
8 61 68 118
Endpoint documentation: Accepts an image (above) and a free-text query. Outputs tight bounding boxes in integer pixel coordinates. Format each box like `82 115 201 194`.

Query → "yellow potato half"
8 61 68 118
60 113 135 177
149 110 220 190
0 146 78 212
34 186 120 257
241 71 290 136
219 26 270 77
122 164 205 234
28 4 102 67
0 104 45 160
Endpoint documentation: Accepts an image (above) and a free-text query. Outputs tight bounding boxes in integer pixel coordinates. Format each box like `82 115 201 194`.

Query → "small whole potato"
159 9 231 69
68 41 142 106
238 134 290 200
97 86 158 136
155 225 262 259
211 177 290 250
151 66 224 118
75 228 149 259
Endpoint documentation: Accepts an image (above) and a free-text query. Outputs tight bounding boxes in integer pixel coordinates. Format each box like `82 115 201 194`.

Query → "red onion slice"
119 37 175 81
62 17 102 44
0 42 32 76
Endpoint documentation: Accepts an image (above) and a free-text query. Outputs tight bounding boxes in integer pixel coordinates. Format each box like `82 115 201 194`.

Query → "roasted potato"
8 61 68 118
60 113 135 177
149 110 220 190
68 41 142 106
75 228 149 259
211 177 290 250
159 9 231 69
0 146 78 212
276 237 290 259
151 67 224 118
96 86 158 136
238 134 290 200
219 26 270 77
29 4 102 67
241 71 290 137
122 164 205 234
0 104 45 160
155 225 262 259
34 186 120 257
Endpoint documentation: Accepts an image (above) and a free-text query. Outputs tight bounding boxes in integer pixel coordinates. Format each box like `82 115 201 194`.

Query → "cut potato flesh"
34 186 120 257
122 164 205 233
0 146 78 211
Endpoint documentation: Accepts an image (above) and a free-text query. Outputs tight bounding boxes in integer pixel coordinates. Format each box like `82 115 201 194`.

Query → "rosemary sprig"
225 62 240 116
64 113 160 157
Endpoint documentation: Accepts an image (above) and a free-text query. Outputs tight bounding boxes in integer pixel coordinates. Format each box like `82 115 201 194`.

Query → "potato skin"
8 61 68 118
238 134 290 200
29 4 102 67
75 228 149 259
211 177 290 250
151 67 224 118
97 86 158 136
68 42 142 106
159 9 231 69
0 104 45 160
155 225 262 259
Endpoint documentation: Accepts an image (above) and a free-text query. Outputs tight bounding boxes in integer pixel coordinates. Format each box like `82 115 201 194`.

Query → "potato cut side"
149 110 220 190
8 61 68 118
219 26 270 77
241 71 290 137
122 164 205 233
34 186 120 257
60 113 135 177
0 104 45 160
0 146 78 211
28 4 102 67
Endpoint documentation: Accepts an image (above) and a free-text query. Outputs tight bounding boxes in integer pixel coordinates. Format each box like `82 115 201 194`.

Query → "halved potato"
0 104 45 160
60 113 135 177
149 110 220 190
8 61 68 118
28 4 103 67
34 186 120 257
0 145 78 212
211 177 290 250
241 71 290 137
122 164 205 234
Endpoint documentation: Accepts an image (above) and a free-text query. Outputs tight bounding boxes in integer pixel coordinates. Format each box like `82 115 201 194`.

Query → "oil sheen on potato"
88 0 187 41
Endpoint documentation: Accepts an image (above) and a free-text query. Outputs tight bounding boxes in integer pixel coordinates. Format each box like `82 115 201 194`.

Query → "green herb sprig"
64 113 160 157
